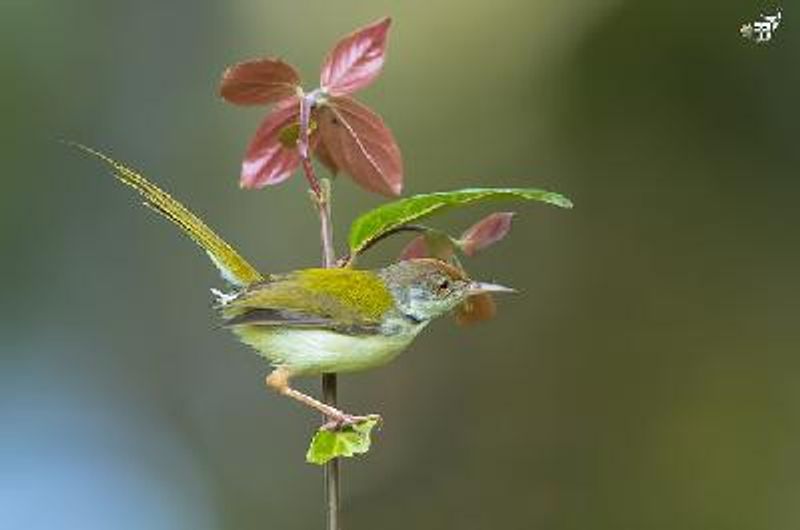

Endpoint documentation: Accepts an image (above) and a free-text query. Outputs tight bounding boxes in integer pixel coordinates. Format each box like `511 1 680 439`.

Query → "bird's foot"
322 413 382 431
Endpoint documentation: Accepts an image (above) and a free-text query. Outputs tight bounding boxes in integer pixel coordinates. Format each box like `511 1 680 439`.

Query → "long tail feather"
72 143 265 287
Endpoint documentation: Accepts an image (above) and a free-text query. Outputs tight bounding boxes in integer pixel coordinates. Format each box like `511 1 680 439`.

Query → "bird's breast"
233 322 427 376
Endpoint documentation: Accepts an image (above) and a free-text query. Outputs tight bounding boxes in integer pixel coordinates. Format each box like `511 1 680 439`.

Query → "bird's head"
379 258 514 323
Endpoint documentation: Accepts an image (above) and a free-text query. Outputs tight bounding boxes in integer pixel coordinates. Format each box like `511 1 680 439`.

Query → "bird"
80 146 513 427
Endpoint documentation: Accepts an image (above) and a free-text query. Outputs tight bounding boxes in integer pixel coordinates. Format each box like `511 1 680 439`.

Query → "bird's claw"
322 413 381 431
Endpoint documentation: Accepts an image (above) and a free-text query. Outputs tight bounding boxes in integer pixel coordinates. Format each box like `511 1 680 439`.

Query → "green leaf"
306 419 379 465
278 119 317 148
348 188 573 255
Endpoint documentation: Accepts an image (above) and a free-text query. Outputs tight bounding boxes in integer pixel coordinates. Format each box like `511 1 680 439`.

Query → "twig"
298 91 340 530
299 93 335 267
298 92 322 198
322 373 339 530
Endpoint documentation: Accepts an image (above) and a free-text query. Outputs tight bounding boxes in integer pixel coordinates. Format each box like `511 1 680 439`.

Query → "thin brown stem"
299 93 335 267
316 181 335 268
298 92 322 197
298 90 340 530
322 373 340 530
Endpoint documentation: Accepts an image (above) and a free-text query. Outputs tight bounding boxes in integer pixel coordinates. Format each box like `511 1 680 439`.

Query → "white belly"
236 324 427 376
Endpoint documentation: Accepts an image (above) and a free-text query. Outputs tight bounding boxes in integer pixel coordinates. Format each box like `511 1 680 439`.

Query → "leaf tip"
459 211 516 256
551 193 574 209
320 16 394 95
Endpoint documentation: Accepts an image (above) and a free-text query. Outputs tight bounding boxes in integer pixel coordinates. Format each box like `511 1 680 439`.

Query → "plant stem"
299 91 340 530
299 93 335 266
322 373 340 530
298 92 322 197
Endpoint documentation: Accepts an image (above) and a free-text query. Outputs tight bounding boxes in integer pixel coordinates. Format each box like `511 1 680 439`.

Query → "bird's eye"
438 279 450 291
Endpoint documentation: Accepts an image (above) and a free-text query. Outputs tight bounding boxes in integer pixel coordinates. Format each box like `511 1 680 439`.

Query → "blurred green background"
2 1 799 528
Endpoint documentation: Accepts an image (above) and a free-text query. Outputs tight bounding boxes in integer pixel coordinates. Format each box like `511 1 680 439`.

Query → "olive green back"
225 268 395 325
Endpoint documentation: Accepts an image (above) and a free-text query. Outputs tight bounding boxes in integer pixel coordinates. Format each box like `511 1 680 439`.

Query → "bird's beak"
468 281 516 294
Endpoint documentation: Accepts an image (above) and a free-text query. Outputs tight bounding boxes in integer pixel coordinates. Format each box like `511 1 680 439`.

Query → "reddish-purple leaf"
399 235 428 261
241 101 301 188
398 232 456 261
459 212 515 256
427 232 456 261
313 128 339 175
455 293 497 326
220 58 300 106
317 96 403 196
320 17 392 96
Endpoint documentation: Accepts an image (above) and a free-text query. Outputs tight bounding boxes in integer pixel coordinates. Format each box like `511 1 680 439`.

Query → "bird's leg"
266 368 345 420
265 368 380 430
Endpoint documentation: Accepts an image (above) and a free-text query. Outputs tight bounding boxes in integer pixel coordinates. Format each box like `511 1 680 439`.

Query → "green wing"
220 269 393 333
73 143 264 287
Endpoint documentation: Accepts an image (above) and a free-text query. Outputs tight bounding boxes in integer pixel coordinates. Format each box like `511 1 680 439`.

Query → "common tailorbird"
85 147 513 426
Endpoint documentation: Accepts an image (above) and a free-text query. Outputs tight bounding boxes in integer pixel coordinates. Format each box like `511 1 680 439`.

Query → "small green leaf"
278 120 317 148
278 122 301 147
348 188 572 255
306 419 379 465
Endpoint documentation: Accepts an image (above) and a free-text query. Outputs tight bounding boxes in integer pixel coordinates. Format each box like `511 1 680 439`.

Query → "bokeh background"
2 1 799 528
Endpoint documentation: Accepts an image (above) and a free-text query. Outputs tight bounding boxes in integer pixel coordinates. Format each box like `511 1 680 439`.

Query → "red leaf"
398 231 458 262
399 235 428 260
313 129 339 175
317 97 403 196
455 293 497 326
459 212 515 256
220 58 300 106
320 17 392 96
241 101 301 188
